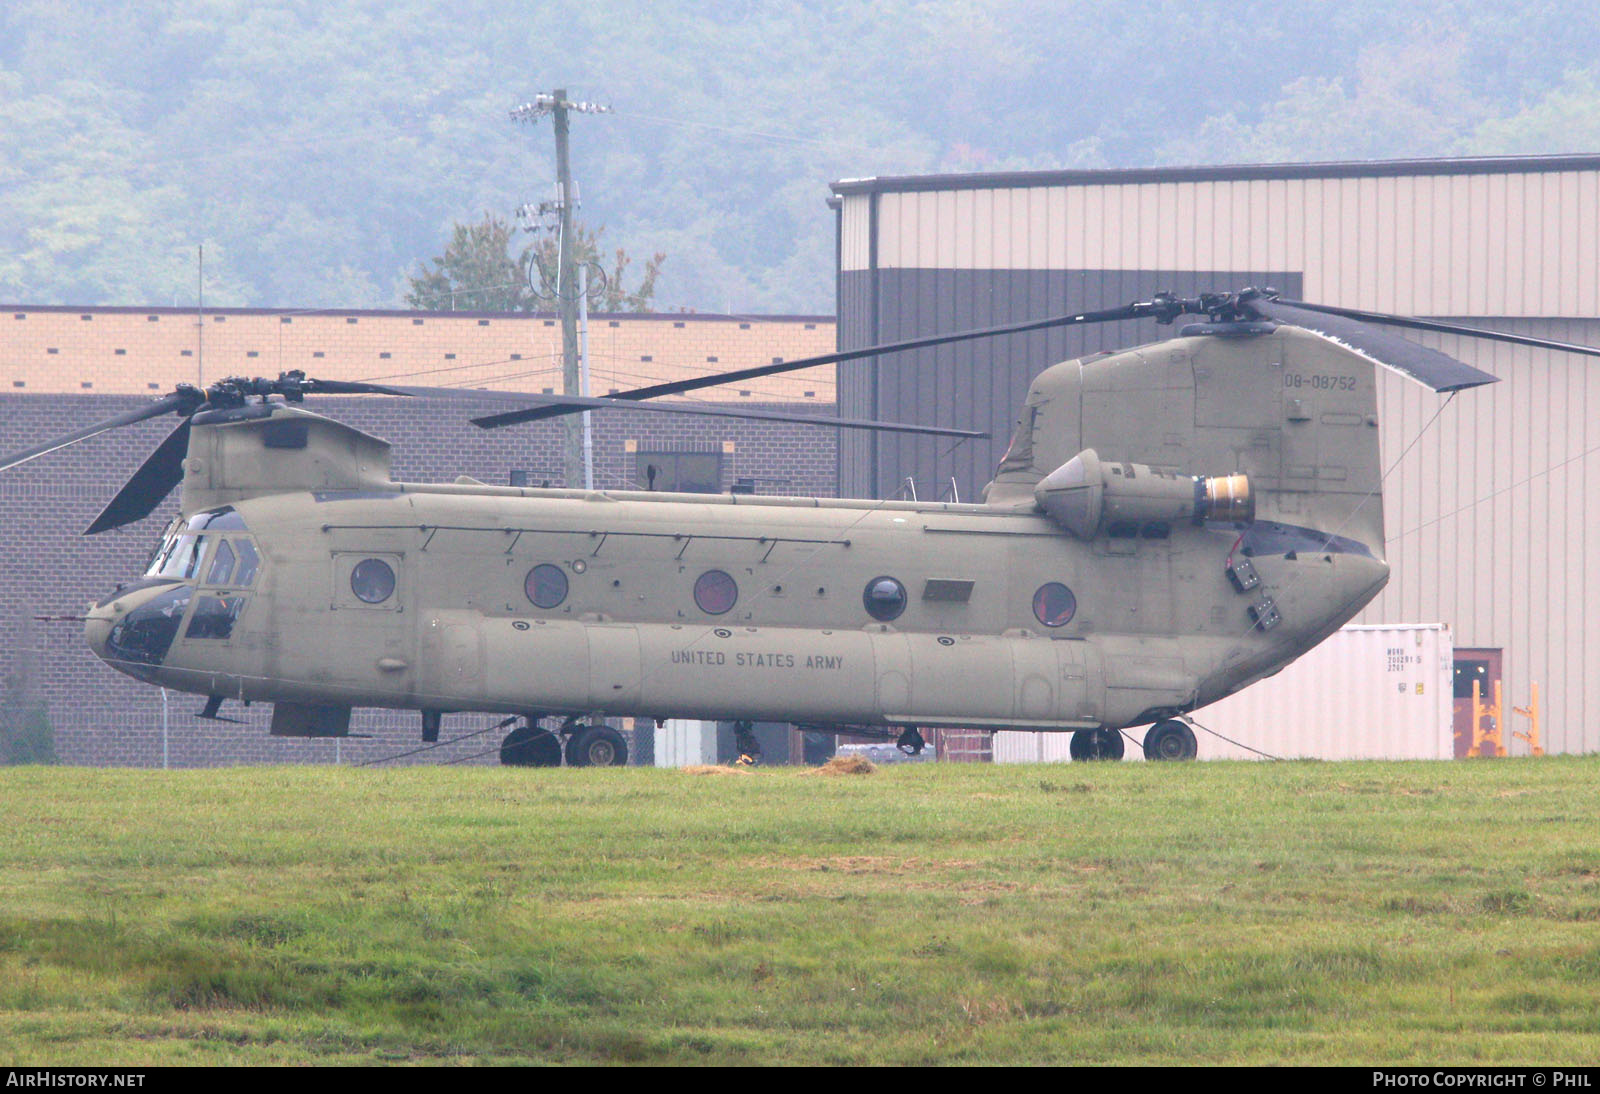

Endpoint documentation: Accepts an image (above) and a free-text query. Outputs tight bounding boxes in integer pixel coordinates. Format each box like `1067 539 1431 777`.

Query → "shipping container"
993 624 1454 762
654 719 718 767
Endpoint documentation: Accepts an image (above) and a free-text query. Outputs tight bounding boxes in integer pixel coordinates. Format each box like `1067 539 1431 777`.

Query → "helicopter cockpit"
87 507 264 676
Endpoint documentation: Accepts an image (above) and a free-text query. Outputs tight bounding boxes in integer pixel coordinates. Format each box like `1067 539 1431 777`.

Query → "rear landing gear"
500 721 562 767
1143 719 1198 761
1069 727 1125 761
499 717 630 768
566 724 628 767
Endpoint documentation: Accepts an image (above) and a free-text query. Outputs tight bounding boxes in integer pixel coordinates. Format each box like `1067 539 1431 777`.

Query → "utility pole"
510 89 611 489
579 263 594 489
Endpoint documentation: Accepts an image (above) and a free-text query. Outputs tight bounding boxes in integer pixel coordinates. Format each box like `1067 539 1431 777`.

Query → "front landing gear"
896 726 926 756
1069 727 1125 762
1142 719 1198 761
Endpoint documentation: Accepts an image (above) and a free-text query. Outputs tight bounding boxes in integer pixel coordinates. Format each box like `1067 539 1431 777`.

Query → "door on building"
1452 648 1503 758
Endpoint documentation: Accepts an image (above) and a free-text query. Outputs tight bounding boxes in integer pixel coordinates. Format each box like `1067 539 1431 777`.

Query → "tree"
0 674 56 766
405 214 665 314
404 214 537 312
529 223 666 313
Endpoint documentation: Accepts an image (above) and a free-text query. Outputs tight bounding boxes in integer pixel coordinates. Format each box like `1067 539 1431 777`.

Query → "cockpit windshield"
147 533 207 579
143 508 256 583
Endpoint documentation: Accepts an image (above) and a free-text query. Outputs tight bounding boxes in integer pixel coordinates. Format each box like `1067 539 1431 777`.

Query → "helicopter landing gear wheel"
733 720 762 766
500 723 562 767
1143 719 1198 761
896 726 926 756
566 724 628 768
1069 727 1125 762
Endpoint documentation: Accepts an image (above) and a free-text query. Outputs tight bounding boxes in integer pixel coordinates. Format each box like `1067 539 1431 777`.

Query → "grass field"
1 756 1598 1066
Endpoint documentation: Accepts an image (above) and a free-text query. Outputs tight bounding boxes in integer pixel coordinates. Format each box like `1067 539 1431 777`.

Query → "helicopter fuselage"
84 475 1388 737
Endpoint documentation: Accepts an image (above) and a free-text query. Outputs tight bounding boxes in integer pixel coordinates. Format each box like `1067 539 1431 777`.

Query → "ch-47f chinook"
10 287 1578 767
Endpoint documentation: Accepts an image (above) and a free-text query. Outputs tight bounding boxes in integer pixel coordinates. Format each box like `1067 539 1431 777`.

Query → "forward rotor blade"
1270 298 1600 361
83 418 192 535
371 385 988 439
298 378 419 397
0 391 193 473
1245 298 1500 392
469 301 1165 429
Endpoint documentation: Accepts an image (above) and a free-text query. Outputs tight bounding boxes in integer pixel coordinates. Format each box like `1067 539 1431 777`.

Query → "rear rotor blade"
84 418 192 535
0 391 194 473
1245 298 1499 392
1270 298 1600 361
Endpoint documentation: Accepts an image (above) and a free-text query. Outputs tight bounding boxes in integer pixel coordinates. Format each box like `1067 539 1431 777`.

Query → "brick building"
0 306 839 766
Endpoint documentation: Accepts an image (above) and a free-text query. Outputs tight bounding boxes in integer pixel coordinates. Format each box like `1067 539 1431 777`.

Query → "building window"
636 451 722 493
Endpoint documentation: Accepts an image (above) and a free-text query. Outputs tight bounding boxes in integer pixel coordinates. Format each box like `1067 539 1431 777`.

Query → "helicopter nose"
85 580 193 680
83 611 113 659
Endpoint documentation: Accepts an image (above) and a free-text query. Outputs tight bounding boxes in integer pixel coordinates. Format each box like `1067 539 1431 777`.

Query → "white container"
993 624 1455 762
655 719 718 767
991 729 1077 764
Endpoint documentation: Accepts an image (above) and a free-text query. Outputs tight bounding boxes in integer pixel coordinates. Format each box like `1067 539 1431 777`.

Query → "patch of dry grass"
805 753 876 776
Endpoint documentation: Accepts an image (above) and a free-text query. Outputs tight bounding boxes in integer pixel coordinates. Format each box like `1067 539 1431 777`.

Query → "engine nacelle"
1034 448 1252 538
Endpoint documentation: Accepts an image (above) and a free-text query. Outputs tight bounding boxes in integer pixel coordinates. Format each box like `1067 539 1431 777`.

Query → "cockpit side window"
186 594 245 640
206 539 237 585
233 540 261 587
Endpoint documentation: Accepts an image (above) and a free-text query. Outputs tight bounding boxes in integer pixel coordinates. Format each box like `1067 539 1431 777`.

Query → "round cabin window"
525 563 569 609
863 576 907 622
693 570 739 615
1032 582 1077 627
350 558 396 604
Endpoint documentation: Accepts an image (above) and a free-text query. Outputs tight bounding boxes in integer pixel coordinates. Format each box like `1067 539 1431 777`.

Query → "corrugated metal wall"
843 165 1600 317
832 156 1600 755
1367 318 1600 755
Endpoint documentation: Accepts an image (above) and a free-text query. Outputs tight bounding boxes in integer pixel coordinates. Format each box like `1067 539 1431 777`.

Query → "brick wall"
1 305 836 403
0 391 839 767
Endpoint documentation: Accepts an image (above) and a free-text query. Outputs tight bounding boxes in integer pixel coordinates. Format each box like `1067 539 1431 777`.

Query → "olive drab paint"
84 325 1400 761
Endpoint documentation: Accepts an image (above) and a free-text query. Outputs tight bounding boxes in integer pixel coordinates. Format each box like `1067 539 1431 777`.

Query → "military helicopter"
9 287 1584 768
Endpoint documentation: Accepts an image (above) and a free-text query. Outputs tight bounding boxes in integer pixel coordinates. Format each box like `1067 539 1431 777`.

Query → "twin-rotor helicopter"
10 287 1584 767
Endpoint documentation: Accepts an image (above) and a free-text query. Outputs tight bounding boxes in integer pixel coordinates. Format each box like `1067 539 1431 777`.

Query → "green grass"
2 757 1598 1065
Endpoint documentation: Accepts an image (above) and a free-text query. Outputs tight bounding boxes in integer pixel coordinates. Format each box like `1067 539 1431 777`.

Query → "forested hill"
3 0 1599 314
